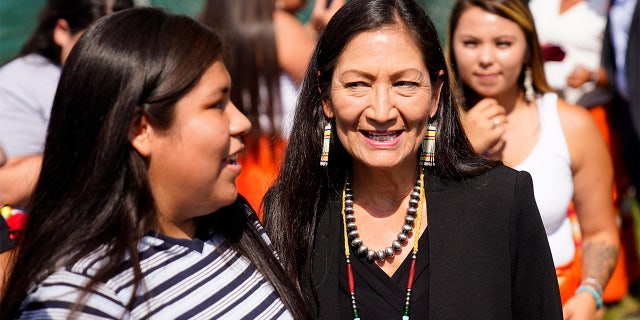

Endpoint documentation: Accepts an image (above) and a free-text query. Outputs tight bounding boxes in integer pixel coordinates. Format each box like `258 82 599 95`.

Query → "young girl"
0 7 310 319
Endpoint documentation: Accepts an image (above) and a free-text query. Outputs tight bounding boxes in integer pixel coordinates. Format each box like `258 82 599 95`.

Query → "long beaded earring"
320 122 332 166
524 66 535 103
419 123 436 167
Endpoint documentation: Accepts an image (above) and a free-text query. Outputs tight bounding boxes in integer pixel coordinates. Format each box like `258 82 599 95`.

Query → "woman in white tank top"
446 0 619 318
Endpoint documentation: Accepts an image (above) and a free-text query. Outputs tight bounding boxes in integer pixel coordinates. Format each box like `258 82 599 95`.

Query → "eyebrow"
457 34 518 40
212 85 230 96
339 68 426 80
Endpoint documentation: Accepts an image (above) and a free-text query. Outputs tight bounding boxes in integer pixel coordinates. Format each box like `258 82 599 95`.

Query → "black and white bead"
344 178 422 262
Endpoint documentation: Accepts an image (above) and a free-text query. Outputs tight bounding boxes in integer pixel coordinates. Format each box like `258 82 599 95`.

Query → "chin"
361 161 403 170
472 87 501 98
211 192 238 211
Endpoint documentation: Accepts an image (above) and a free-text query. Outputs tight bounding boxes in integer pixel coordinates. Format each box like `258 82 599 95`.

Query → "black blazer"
306 165 563 319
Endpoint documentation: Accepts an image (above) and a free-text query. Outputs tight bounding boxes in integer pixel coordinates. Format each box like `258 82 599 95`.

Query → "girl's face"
323 26 441 173
452 6 528 100
137 60 251 238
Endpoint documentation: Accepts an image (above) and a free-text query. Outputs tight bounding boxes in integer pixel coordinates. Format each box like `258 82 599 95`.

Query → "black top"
337 229 429 319
302 165 563 319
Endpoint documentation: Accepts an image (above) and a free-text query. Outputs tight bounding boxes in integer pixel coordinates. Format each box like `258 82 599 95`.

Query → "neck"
154 212 196 240
495 89 527 114
351 163 419 216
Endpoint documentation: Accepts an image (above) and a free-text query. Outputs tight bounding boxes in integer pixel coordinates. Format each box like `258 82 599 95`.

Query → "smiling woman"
263 0 563 318
0 7 310 319
325 26 439 172
446 0 620 318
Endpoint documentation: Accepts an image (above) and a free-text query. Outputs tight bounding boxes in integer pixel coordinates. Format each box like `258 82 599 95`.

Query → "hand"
460 98 507 158
562 291 598 319
309 0 345 34
567 65 594 88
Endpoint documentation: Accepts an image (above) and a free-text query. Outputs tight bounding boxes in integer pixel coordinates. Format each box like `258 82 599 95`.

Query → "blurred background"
1 1 638 318
0 0 452 64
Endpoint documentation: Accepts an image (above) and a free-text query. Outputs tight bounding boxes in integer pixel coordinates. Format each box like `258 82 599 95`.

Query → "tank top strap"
536 92 571 166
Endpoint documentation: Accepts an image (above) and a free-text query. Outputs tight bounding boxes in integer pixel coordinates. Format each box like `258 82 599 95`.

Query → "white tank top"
515 93 575 267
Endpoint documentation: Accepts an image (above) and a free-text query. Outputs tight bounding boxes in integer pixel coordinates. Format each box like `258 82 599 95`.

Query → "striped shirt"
19 213 293 319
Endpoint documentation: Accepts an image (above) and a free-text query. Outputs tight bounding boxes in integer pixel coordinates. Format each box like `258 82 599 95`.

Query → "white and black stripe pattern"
243 202 281 261
19 223 293 319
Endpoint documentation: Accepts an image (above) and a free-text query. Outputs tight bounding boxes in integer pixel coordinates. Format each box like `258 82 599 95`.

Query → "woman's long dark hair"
263 0 498 288
16 0 134 65
1 7 309 319
199 0 284 156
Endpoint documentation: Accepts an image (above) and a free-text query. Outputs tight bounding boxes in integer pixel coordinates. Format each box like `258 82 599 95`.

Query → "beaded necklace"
340 167 425 320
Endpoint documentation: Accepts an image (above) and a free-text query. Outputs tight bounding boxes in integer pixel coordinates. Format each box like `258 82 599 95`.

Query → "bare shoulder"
273 9 313 43
273 10 316 84
556 98 600 139
273 9 304 30
556 98 609 169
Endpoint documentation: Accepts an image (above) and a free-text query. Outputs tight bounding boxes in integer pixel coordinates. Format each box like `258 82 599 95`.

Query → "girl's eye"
211 98 230 110
462 40 477 47
496 41 512 48
210 100 226 110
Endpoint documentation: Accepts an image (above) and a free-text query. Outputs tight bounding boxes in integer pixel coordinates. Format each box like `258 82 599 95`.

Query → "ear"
53 19 72 47
129 110 153 157
429 70 446 118
322 98 334 119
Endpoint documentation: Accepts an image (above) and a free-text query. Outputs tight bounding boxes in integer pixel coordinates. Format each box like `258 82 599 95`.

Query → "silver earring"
420 123 436 167
320 122 331 166
524 66 535 103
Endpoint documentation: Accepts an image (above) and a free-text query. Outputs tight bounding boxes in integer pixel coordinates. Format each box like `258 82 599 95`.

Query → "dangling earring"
320 122 332 166
524 66 535 103
420 123 436 167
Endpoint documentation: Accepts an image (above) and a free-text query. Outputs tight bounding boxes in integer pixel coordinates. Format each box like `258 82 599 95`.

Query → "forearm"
580 231 619 290
0 155 42 208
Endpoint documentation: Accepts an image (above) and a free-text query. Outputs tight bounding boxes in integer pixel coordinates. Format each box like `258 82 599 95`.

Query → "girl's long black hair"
1 7 310 319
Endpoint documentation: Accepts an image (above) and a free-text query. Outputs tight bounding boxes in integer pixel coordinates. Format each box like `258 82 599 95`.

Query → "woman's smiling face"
138 60 251 237
323 25 440 172
452 6 528 100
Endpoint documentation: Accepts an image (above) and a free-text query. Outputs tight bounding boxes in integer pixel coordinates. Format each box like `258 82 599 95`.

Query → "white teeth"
372 135 393 142
227 154 238 162
366 131 399 141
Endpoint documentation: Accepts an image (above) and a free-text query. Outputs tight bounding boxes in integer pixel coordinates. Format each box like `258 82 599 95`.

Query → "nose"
478 45 493 68
227 101 251 137
367 84 398 124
